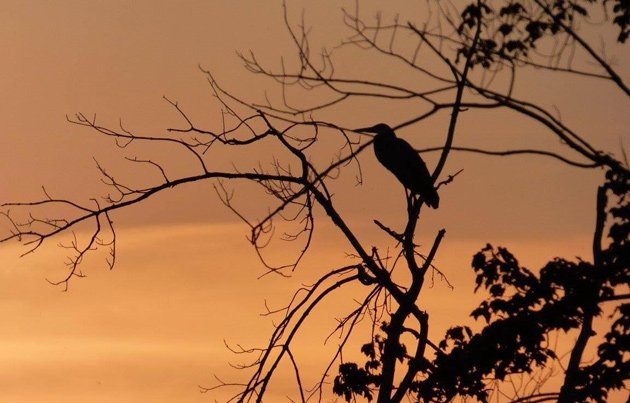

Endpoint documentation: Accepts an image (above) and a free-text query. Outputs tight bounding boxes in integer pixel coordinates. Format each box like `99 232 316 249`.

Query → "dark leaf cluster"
608 0 630 42
603 169 630 286
333 335 386 401
570 303 630 402
412 258 558 401
561 169 630 401
333 362 380 402
457 0 629 69
408 169 628 401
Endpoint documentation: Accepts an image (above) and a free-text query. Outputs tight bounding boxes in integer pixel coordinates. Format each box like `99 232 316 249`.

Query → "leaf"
499 23 513 35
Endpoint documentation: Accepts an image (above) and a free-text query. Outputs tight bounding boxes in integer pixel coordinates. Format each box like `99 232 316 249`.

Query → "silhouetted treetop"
457 0 629 71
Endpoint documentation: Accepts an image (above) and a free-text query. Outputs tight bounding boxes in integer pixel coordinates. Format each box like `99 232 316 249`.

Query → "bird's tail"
424 189 440 209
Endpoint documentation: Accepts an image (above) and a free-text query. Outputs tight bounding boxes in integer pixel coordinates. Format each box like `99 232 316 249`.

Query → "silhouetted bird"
357 123 439 209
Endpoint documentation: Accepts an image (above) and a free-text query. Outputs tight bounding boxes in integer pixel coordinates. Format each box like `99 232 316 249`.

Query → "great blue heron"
357 123 439 209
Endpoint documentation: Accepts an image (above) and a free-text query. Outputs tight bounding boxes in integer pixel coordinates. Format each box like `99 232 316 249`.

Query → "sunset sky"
1 1 628 402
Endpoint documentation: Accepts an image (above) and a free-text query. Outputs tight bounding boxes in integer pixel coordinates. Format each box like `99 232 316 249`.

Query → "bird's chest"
373 137 396 165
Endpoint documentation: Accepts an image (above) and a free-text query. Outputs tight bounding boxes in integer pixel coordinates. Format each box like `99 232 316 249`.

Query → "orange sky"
1 1 628 402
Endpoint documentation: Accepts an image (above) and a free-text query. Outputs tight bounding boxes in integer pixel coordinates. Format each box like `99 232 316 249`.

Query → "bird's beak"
354 126 377 133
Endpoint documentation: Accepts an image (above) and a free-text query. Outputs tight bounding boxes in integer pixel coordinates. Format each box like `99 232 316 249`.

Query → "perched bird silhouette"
357 123 439 209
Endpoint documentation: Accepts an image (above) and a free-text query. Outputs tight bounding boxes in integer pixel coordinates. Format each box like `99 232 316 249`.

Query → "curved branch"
532 0 630 96
417 145 599 168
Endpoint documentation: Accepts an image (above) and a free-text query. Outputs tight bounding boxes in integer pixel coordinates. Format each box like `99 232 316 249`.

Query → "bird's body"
358 123 440 209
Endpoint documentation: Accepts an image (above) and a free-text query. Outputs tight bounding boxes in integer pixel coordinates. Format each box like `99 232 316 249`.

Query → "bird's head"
355 123 396 138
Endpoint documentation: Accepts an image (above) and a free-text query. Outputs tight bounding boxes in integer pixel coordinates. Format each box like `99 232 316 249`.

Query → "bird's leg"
406 189 422 210
406 192 423 224
405 188 414 215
